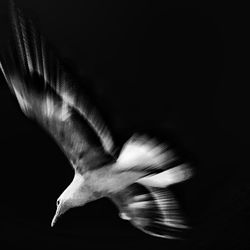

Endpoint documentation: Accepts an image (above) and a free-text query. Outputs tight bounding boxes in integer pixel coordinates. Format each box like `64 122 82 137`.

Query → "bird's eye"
57 200 60 206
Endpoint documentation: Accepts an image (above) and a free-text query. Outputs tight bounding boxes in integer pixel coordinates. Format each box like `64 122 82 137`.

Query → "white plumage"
0 1 193 239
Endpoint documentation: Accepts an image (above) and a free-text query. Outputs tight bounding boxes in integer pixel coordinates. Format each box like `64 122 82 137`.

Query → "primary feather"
0 2 193 239
1 1 114 171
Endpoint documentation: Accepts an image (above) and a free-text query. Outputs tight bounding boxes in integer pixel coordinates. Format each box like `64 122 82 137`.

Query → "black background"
0 1 249 249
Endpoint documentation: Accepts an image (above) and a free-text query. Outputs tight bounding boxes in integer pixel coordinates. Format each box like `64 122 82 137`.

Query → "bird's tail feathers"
111 183 189 239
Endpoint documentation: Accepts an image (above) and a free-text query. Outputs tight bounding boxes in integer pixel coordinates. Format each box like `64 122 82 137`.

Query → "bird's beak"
51 173 85 227
51 202 69 227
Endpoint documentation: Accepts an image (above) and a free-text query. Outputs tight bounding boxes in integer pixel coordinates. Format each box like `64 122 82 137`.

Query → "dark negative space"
0 1 248 249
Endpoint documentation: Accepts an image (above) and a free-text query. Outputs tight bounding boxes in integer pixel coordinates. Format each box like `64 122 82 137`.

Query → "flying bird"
0 2 192 239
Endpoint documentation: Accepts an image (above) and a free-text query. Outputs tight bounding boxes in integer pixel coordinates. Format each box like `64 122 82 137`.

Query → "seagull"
0 2 192 239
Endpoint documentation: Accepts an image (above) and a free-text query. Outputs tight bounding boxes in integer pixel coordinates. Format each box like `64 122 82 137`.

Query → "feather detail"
111 183 189 239
116 134 176 171
137 164 193 188
0 2 115 170
8 1 114 155
114 134 192 188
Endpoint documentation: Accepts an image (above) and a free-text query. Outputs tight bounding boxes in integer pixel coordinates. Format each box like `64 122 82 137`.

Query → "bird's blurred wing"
115 134 192 187
111 183 189 239
0 2 114 170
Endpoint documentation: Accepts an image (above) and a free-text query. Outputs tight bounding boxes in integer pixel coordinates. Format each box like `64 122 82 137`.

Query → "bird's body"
0 1 193 239
83 166 141 194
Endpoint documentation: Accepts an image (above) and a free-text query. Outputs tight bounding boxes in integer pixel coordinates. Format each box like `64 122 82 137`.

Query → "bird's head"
51 172 89 227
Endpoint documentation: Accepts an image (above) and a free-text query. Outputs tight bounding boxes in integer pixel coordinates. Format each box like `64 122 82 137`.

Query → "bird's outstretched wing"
0 2 115 171
111 135 192 238
111 183 189 239
115 135 192 185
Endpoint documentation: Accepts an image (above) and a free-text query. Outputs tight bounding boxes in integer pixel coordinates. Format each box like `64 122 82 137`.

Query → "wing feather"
0 2 115 170
13 1 114 154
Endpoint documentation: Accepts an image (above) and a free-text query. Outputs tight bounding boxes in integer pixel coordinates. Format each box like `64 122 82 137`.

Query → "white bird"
0 2 193 239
